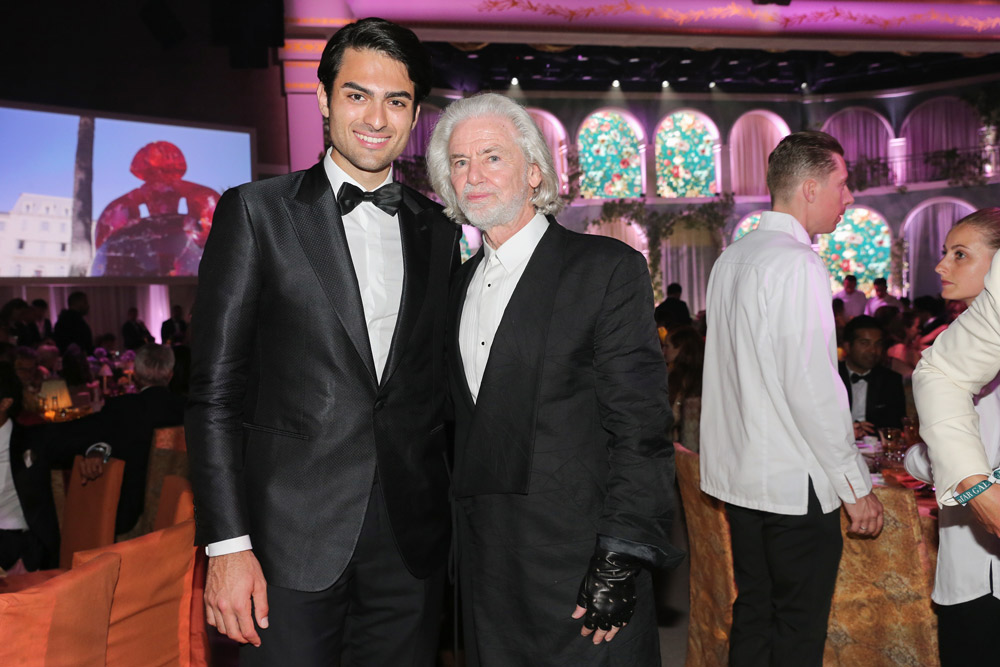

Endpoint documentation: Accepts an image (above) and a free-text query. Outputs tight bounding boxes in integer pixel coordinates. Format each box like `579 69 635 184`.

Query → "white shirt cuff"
205 535 253 557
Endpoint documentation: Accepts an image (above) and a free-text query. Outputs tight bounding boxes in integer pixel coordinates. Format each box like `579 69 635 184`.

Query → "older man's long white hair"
426 93 564 225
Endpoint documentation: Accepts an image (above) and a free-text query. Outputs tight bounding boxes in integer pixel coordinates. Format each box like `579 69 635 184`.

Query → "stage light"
709 81 716 89
612 79 620 88
511 77 519 86
662 80 670 88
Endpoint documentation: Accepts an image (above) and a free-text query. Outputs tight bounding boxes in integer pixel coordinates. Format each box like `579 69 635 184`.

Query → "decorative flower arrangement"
817 207 893 294
655 112 717 198
578 111 643 199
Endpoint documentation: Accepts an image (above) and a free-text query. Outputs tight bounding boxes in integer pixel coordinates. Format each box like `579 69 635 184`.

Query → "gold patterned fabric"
675 448 939 667
824 486 938 666
675 444 735 667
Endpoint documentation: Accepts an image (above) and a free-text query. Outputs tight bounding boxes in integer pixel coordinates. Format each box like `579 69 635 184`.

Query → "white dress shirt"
905 375 1000 605
833 288 868 319
846 366 870 423
459 214 549 401
914 251 1000 505
206 153 405 558
0 419 30 531
700 211 872 515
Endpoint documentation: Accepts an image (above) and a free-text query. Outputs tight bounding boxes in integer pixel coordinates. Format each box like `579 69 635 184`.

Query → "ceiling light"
629 58 640 63
729 60 739 65
467 54 478 59
511 77 519 86
661 80 670 88
709 81 716 89
612 79 620 88
681 59 692 65
523 55 534 60
800 82 808 90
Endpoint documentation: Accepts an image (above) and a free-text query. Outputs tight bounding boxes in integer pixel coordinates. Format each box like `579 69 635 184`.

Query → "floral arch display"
817 206 893 295
732 211 764 242
577 109 644 199
654 110 719 198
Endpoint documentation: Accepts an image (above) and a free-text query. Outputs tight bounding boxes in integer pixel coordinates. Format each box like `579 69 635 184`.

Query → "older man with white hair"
427 93 683 666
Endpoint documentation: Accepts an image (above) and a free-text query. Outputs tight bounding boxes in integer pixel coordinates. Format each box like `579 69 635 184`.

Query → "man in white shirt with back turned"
701 131 884 667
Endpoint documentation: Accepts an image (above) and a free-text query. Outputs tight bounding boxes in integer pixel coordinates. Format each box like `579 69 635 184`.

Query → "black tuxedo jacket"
50 386 185 534
838 362 906 429
186 162 460 591
160 318 187 344
449 221 679 558
8 421 60 570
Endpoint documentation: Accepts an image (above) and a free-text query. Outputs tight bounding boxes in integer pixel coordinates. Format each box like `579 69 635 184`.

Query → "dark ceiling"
425 41 1000 95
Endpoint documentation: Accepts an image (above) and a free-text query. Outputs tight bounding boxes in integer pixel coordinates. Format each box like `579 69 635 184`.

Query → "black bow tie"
850 373 868 384
337 182 403 217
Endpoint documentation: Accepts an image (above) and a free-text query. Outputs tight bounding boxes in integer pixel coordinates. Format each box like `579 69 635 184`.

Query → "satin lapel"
283 163 377 384
380 191 432 388
457 224 564 495
450 248 483 411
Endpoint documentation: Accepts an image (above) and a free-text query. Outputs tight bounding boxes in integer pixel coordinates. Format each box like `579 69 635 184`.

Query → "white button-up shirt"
207 154 405 558
700 211 872 515
459 214 548 401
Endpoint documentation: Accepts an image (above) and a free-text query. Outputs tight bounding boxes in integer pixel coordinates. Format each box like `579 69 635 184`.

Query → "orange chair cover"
153 474 195 532
73 519 197 667
0 552 121 666
60 455 125 569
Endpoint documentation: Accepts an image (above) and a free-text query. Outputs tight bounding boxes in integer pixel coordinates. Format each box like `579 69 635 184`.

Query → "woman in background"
663 326 704 452
905 207 1000 666
886 310 922 378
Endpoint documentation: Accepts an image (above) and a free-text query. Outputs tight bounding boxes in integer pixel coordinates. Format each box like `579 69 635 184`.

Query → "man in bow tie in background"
186 17 460 666
837 315 906 439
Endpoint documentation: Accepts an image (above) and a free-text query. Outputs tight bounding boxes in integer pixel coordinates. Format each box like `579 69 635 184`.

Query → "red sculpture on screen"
91 141 220 276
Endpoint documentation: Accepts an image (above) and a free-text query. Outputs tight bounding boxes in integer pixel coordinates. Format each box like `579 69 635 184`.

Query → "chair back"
674 445 736 667
0 551 121 666
122 426 188 539
153 474 195 531
73 519 198 667
60 455 125 569
824 486 939 666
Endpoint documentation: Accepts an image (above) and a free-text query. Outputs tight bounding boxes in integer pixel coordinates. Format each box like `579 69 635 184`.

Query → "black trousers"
0 527 47 572
725 482 843 667
937 593 1000 667
240 483 446 667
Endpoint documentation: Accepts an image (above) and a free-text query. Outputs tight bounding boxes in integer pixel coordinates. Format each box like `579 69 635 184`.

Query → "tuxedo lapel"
455 223 564 496
380 190 432 389
283 163 377 385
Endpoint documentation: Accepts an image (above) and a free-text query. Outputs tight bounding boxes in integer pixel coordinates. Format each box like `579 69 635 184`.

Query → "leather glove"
575 547 642 631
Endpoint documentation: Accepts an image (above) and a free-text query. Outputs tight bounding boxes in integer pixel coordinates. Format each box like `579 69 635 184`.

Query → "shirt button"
481 341 485 346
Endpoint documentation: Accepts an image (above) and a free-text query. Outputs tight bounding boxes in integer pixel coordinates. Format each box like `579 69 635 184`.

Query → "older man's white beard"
459 182 533 233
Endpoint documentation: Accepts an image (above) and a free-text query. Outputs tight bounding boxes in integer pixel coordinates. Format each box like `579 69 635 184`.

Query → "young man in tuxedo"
186 18 460 666
838 315 906 438
428 93 683 666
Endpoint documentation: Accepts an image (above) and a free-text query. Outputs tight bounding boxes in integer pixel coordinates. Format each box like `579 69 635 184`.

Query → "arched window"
528 108 570 194
577 109 644 199
654 110 719 198
822 107 894 188
817 207 893 294
902 197 977 298
729 110 790 196
732 211 764 242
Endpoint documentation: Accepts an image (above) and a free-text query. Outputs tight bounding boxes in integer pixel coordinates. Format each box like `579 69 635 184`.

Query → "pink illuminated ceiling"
286 0 1000 52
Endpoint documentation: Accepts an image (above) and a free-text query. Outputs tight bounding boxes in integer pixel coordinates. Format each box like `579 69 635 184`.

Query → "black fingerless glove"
575 547 642 631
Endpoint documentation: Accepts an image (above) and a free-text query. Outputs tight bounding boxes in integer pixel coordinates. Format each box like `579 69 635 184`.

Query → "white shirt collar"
758 210 813 246
321 148 393 195
483 213 549 272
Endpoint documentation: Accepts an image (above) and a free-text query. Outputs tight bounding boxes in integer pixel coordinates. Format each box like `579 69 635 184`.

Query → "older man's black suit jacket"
7 421 60 570
186 162 460 592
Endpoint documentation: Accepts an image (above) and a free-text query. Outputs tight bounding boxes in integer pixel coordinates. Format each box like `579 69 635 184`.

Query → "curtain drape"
729 113 786 196
398 107 441 159
528 110 569 192
659 227 720 315
905 201 976 298
822 108 892 164
902 97 981 182
1 284 173 348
